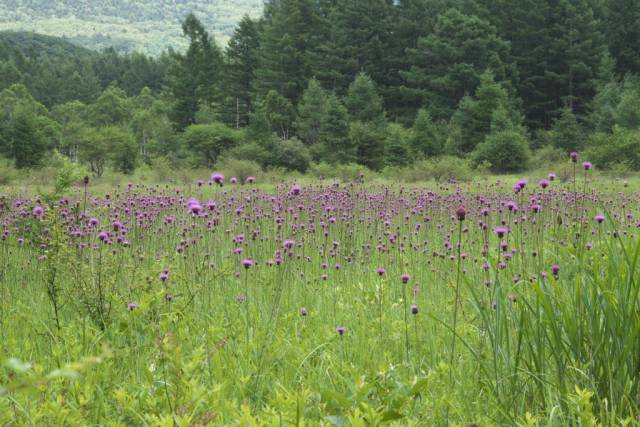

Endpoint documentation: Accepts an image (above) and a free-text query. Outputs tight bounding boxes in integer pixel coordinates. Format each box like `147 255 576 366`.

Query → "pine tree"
310 0 390 95
321 93 354 163
295 78 327 145
253 0 322 104
549 107 584 152
168 14 223 130
222 15 260 128
402 8 511 120
344 73 385 124
7 103 48 168
411 108 440 157
384 123 412 167
605 0 640 76
260 90 296 139
451 71 520 154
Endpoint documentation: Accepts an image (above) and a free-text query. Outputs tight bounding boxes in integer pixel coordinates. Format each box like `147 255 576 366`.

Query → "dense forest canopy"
0 0 263 55
1 0 640 178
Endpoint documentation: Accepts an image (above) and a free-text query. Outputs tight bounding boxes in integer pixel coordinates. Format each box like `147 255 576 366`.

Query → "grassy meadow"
1 161 640 426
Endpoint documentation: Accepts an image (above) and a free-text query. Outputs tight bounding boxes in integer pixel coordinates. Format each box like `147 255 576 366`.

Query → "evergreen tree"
473 107 530 173
5 103 48 168
295 78 327 145
384 123 412 166
402 8 511 120
549 107 585 152
349 121 385 170
604 0 640 76
253 0 322 104
168 14 223 130
451 71 520 154
320 93 354 164
260 90 296 139
344 73 385 124
311 0 391 96
222 15 260 128
411 108 440 157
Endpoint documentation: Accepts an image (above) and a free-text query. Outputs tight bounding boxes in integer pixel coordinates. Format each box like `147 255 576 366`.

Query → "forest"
0 0 639 182
0 0 263 54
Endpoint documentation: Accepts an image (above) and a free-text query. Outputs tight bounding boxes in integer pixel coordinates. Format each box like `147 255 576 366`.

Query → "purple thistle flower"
336 326 346 335
401 274 410 284
594 213 605 223
494 227 510 238
242 258 254 269
211 173 224 186
582 161 592 170
127 302 138 310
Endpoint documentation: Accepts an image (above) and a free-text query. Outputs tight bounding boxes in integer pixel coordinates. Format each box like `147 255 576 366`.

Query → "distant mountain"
0 0 263 56
0 31 96 60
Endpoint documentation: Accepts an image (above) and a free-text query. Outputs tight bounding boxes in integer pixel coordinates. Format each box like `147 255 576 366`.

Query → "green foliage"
384 123 412 167
295 78 327 145
473 129 531 173
269 137 311 172
349 122 385 171
403 8 511 120
549 107 584 153
168 14 223 131
451 71 520 154
345 73 385 124
182 122 242 167
309 162 370 182
216 158 261 183
406 156 474 182
221 15 259 128
411 108 440 157
4 103 49 168
586 126 640 170
225 141 270 167
320 93 353 164
0 2 263 55
259 90 296 139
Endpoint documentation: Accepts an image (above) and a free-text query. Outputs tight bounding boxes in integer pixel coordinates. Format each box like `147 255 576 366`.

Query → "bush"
224 141 270 166
269 138 311 173
0 157 18 185
182 122 242 167
586 127 640 170
309 162 371 182
384 123 412 167
349 122 385 170
410 156 474 182
216 158 261 184
472 130 531 173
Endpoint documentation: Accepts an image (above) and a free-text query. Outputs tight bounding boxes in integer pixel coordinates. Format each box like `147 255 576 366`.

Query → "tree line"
1 0 640 176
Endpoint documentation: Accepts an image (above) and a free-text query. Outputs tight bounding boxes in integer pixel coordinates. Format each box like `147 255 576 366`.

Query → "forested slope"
0 0 263 54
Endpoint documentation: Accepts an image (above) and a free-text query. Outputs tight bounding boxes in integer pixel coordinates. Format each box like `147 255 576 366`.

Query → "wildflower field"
1 162 640 425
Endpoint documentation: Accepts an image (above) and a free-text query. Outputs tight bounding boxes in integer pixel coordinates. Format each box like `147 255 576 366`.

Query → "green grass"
0 170 639 425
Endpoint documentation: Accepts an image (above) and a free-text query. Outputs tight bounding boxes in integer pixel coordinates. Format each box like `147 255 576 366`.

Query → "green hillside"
0 0 263 55
0 31 96 59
